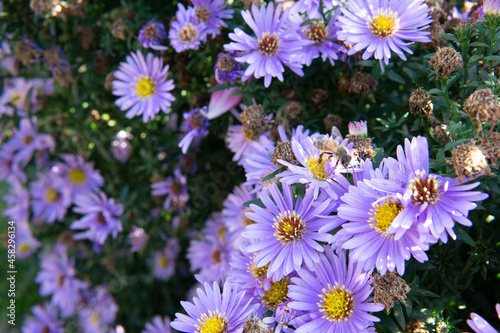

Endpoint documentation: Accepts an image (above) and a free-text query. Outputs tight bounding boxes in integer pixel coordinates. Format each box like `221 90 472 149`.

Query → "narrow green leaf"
242 198 265 208
483 55 500 61
262 166 287 182
393 303 406 329
414 289 439 298
440 33 459 42
455 226 475 246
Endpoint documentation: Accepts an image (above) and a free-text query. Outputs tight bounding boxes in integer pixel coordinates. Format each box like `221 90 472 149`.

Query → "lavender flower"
79 286 118 333
288 247 385 332
30 171 72 224
129 226 149 252
3 180 30 222
152 238 180 281
170 281 258 333
337 0 432 68
111 130 133 163
142 315 172 333
0 146 27 183
178 107 210 154
214 52 244 84
112 50 175 122
222 184 257 247
16 221 41 260
188 234 234 284
243 183 341 280
55 154 104 199
35 243 88 317
139 20 168 51
467 304 500 333
70 192 123 246
191 0 234 37
21 303 64 333
169 3 208 52
224 2 309 87
151 169 189 212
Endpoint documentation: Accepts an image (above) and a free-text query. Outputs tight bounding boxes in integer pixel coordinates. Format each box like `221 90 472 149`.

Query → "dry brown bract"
479 131 500 169
409 87 433 116
110 18 126 40
346 134 375 159
432 124 452 144
406 319 429 333
15 39 42 66
272 141 298 167
284 101 302 123
269 117 291 142
372 271 410 312
241 105 268 140
429 47 463 78
242 316 272 333
465 88 500 134
448 140 494 182
349 72 378 96
323 114 342 134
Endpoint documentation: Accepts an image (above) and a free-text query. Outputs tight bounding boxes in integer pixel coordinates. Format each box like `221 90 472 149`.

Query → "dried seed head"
409 87 433 116
15 39 42 66
53 66 73 87
346 135 375 159
30 0 63 16
110 18 126 40
429 47 463 78
242 316 272 333
338 73 351 94
241 0 261 10
323 114 342 134
272 141 298 167
448 140 494 182
311 88 329 106
269 117 291 142
241 105 266 129
348 72 377 96
424 0 446 21
432 124 452 144
406 319 428 333
465 89 500 133
90 110 101 123
180 153 197 174
443 17 463 33
284 101 302 123
105 72 116 91
423 21 445 49
372 272 410 312
479 131 500 169
282 86 298 100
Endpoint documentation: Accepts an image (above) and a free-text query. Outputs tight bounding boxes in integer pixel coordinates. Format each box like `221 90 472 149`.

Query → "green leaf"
261 166 287 182
414 289 439 298
393 303 406 329
242 198 265 208
469 41 488 47
386 71 406 85
440 33 459 42
455 226 475 246
468 54 483 64
428 88 443 96
208 82 232 92
483 55 500 61
444 138 471 152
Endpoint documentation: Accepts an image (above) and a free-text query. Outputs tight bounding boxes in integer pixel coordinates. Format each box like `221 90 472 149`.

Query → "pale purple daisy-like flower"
370 136 489 243
336 173 430 275
224 2 309 87
79 286 118 333
243 183 341 280
16 221 41 260
288 247 385 332
262 299 297 333
138 20 168 51
222 184 257 247
228 250 272 302
169 3 208 52
178 107 210 154
191 0 234 37
337 0 432 68
226 124 266 166
468 304 500 333
142 315 172 333
34 243 88 317
188 234 234 284
0 77 34 117
348 119 368 137
214 52 244 84
0 146 27 183
70 192 124 246
3 180 30 222
151 169 189 212
55 154 104 199
111 130 133 163
112 50 175 122
21 303 64 333
129 226 149 252
30 171 72 224
152 238 180 281
171 281 258 333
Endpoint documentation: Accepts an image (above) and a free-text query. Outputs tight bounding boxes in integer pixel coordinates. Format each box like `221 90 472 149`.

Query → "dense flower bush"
1 0 500 332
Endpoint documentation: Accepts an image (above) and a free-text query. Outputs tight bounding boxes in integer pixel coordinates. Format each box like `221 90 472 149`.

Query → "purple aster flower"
30 171 72 224
3 180 30 222
222 184 257 247
468 304 500 333
298 9 345 66
35 243 88 317
226 124 266 166
243 182 341 280
288 247 385 332
112 50 175 122
370 136 489 243
348 119 368 137
178 107 210 154
262 299 297 333
0 146 27 183
337 0 432 68
224 2 309 87
0 78 34 117
214 52 244 84
138 20 168 51
143 315 172 333
70 192 123 246
206 84 243 120
169 3 208 52
16 221 41 260
191 0 234 37
188 234 234 284
111 130 133 163
21 303 64 333
171 281 258 333
129 226 149 252
55 154 104 199
151 169 189 212
152 238 180 281
79 286 118 333
336 171 430 275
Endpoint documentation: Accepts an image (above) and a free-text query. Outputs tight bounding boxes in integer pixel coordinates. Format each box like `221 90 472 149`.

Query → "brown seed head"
272 141 298 167
409 87 433 116
15 39 41 66
423 21 445 49
432 124 452 144
338 73 351 94
53 66 73 87
372 271 410 312
90 110 101 123
284 101 302 123
448 140 494 182
406 319 428 333
311 88 329 106
241 0 261 10
465 89 500 133
241 105 266 129
479 131 500 168
216 53 237 72
429 47 463 78
346 134 375 159
323 114 342 134
110 18 126 40
105 72 116 91
180 153 197 174
242 316 272 333
349 72 377 96
269 118 291 142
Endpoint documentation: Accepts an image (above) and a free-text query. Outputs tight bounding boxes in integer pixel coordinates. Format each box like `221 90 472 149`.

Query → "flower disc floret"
369 9 399 39
273 211 306 244
409 171 441 205
258 32 281 56
261 278 290 310
304 22 328 45
195 310 228 333
135 76 156 98
369 199 402 236
319 283 355 322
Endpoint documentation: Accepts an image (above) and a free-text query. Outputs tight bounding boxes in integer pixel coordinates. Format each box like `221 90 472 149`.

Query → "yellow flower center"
135 76 156 98
247 254 269 282
261 278 290 310
273 211 306 244
369 9 399 39
45 188 60 203
91 314 100 325
318 283 355 322
9 92 23 105
304 22 328 45
68 168 86 185
258 32 281 57
369 199 402 236
159 255 168 268
179 23 199 44
242 208 255 227
19 243 32 255
196 6 212 24
409 171 441 205
305 155 327 180
195 310 228 333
